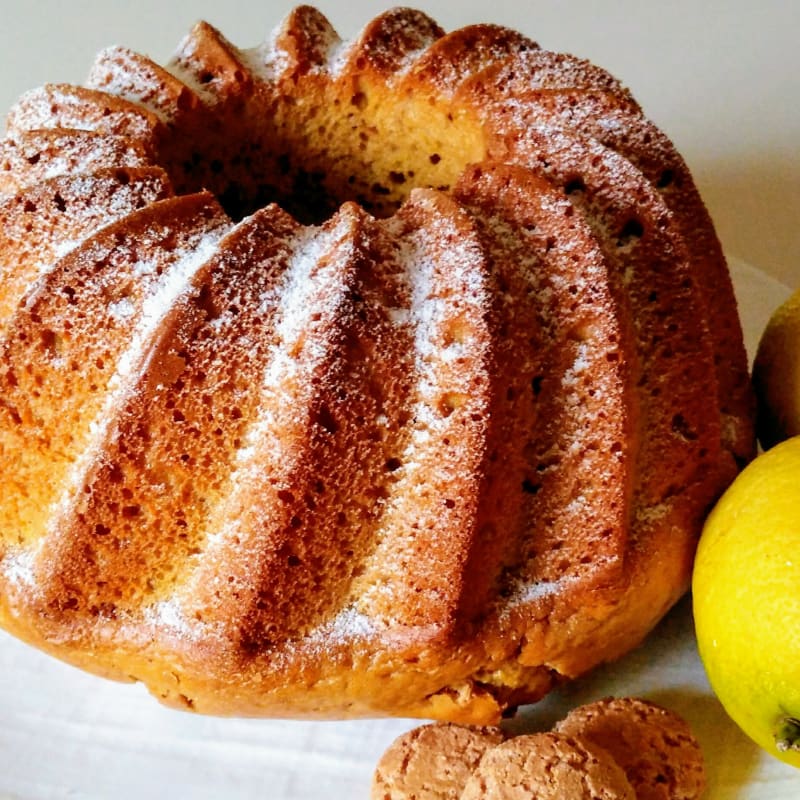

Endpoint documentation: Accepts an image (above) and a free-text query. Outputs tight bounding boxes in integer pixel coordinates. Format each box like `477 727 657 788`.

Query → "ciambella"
0 7 753 720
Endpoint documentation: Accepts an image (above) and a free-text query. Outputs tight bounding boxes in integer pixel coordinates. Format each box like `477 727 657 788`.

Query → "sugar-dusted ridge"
453 165 632 657
87 46 206 124
0 167 173 338
0 129 154 199
6 83 161 144
0 194 230 614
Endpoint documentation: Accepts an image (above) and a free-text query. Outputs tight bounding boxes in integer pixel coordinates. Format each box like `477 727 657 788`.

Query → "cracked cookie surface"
555 697 706 800
459 731 635 799
371 722 505 799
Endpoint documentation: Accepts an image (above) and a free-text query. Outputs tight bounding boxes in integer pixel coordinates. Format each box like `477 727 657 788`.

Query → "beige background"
1 0 798 287
0 2 799 798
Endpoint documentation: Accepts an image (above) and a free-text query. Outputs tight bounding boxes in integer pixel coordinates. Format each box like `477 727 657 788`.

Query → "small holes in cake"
313 404 339 435
657 169 675 188
351 91 368 110
438 392 467 417
617 218 644 246
5 403 22 426
40 328 61 359
159 67 487 224
522 479 541 495
564 177 586 195
531 375 544 396
385 457 403 472
671 413 698 441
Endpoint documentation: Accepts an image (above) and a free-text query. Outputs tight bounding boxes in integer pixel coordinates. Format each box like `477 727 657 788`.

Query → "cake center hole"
163 85 487 224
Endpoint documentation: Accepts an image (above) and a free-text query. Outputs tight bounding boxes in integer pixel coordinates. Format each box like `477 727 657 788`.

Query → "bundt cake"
0 6 753 721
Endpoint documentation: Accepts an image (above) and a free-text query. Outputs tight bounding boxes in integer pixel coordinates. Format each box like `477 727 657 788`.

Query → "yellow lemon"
693 435 800 767
754 286 800 449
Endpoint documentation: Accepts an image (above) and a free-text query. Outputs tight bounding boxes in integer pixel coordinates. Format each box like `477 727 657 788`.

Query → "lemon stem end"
775 717 800 752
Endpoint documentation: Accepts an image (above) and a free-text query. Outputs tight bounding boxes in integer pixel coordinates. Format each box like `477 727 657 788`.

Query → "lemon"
693 436 800 767
754 286 800 449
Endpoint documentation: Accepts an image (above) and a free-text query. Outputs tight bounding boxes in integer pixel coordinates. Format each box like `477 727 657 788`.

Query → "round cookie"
372 723 505 800
460 732 636 800
555 697 706 800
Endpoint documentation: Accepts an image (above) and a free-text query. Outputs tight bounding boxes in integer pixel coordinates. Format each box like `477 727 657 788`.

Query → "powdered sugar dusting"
240 43 290 83
86 46 174 123
0 7 728 711
0 131 150 199
48 230 224 535
398 222 487 432
163 60 216 104
636 501 672 526
7 85 156 140
1 547 37 590
505 578 563 609
144 598 196 641
329 8 442 79
561 341 592 388
353 195 494 622
317 604 378 642
193 212 359 583
232 220 354 465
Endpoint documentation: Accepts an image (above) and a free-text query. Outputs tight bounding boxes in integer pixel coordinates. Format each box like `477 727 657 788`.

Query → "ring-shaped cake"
0 7 753 721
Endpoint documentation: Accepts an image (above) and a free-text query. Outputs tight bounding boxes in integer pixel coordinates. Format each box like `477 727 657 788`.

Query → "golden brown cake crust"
0 7 754 720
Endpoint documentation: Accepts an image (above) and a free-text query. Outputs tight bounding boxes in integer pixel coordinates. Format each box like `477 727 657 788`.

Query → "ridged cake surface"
0 6 753 721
